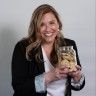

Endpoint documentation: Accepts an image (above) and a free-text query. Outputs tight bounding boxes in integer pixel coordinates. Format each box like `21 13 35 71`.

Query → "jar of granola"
57 46 77 72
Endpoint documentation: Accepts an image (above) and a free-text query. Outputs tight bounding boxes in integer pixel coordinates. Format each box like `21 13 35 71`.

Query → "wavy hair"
26 4 65 65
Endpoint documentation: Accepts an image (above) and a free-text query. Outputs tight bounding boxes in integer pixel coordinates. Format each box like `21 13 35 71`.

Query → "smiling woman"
11 4 85 96
39 12 59 44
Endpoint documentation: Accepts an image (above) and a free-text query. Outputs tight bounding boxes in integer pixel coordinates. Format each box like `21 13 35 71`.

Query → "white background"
0 0 95 96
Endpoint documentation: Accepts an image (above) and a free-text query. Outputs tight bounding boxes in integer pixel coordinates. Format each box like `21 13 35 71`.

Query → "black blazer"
11 38 85 96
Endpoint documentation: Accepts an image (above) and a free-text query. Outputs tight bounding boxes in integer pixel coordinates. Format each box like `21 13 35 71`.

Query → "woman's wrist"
71 73 84 83
73 74 82 82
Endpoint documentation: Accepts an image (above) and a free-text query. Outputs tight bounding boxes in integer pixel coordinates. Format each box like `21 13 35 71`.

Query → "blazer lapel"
35 46 45 74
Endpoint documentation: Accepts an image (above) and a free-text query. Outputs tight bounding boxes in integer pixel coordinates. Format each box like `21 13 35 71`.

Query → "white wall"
0 0 95 96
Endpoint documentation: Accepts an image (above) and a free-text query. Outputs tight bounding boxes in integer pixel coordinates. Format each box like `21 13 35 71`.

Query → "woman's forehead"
41 12 57 21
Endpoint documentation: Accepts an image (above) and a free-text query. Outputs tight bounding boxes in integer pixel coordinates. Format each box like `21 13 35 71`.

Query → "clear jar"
57 46 77 72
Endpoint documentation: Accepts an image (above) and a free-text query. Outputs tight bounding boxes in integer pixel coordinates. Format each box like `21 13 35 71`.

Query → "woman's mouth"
44 33 53 37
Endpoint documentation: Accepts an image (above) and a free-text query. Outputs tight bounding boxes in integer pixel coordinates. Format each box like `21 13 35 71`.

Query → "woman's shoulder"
64 38 75 43
13 38 29 54
61 38 76 46
15 38 29 48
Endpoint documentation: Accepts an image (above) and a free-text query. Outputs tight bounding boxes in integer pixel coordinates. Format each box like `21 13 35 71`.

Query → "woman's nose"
46 24 51 31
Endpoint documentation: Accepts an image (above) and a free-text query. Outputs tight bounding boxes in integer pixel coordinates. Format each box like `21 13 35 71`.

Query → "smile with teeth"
44 33 53 37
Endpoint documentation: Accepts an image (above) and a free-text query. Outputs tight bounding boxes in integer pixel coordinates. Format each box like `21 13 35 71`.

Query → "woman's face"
39 12 59 44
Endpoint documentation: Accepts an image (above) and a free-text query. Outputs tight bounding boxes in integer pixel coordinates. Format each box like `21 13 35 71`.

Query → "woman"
11 4 85 96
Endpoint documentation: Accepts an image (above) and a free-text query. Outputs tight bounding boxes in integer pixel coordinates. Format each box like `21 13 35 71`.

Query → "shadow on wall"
0 26 18 96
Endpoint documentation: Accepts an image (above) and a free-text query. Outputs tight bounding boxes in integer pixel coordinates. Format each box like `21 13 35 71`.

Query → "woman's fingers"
75 65 82 70
50 65 82 81
54 67 69 79
68 67 82 81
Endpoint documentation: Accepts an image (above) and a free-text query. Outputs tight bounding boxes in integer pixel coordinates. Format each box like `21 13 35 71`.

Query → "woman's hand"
68 65 82 82
44 65 69 85
55 65 69 79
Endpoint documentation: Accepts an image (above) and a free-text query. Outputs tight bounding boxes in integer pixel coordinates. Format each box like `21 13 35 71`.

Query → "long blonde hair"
26 4 65 65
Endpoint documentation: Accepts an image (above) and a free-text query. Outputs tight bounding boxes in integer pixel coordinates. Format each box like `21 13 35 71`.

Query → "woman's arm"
11 41 37 95
70 40 85 90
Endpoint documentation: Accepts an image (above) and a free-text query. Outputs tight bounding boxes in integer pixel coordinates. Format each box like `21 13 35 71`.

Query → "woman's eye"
40 23 45 27
50 21 55 25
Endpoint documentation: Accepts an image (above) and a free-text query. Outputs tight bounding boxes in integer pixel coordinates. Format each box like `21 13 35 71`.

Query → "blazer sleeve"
70 40 85 90
72 40 80 66
11 41 36 95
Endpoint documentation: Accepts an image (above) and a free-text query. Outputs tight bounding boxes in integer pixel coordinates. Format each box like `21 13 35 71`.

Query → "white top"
42 46 66 96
